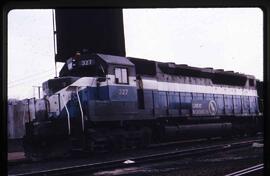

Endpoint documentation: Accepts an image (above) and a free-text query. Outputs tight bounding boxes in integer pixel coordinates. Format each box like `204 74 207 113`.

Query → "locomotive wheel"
108 129 127 151
87 131 109 153
23 136 47 161
138 127 152 148
23 135 71 161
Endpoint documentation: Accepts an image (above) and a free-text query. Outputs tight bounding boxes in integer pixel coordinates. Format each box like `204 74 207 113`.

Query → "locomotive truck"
22 52 263 160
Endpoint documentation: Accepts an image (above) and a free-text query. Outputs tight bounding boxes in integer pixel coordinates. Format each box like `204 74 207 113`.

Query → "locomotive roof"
160 62 251 77
97 53 134 66
129 56 253 78
128 56 255 87
60 53 255 86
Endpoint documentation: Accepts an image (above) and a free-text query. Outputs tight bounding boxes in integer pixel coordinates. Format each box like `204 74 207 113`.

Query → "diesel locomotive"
22 52 263 160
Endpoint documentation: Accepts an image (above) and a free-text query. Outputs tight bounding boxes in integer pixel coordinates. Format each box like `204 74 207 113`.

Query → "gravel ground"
91 143 263 176
8 136 263 175
8 139 23 153
8 138 214 174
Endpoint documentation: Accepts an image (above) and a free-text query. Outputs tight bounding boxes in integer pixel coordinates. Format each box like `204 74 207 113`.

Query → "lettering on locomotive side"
192 109 209 115
192 103 202 109
191 100 218 116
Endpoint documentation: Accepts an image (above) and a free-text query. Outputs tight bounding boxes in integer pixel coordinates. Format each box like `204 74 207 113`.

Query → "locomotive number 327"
119 88 128 96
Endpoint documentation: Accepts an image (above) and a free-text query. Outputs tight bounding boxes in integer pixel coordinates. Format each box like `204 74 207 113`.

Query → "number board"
79 59 95 66
118 88 128 96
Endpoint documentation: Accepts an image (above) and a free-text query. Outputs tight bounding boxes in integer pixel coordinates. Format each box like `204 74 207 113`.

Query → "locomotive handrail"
22 101 26 122
60 94 71 135
76 86 84 132
33 98 36 119
27 99 31 122
44 97 50 113
66 85 84 132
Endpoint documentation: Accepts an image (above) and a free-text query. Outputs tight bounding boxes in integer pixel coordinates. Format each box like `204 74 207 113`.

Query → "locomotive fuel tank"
164 123 232 139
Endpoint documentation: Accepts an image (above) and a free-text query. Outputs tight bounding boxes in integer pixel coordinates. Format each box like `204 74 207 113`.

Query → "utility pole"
33 86 41 99
52 9 58 78
32 86 35 98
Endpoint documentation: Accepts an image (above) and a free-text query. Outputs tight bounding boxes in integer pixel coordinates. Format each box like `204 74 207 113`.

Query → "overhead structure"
54 9 126 62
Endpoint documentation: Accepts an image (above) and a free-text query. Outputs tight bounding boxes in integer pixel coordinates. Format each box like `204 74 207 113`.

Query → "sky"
8 8 263 99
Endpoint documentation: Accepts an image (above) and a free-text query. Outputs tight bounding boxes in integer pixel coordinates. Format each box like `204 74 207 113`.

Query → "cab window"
115 68 128 84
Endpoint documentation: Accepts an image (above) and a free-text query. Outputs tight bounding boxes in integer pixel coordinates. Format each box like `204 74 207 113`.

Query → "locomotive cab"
85 54 138 121
34 53 139 127
23 53 140 159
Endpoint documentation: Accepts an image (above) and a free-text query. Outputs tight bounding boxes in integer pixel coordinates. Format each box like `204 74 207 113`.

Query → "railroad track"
225 163 264 176
8 138 206 165
8 134 261 166
9 138 263 176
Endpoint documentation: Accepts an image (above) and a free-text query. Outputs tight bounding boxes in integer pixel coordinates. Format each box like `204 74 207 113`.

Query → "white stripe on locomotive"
48 75 257 116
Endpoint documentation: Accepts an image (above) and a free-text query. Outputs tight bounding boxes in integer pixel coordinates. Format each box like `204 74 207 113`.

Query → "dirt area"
8 138 263 176
8 152 25 161
8 138 23 152
91 143 263 176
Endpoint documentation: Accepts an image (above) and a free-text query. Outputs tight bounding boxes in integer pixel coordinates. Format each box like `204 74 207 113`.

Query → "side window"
115 68 121 82
249 79 254 87
115 68 128 84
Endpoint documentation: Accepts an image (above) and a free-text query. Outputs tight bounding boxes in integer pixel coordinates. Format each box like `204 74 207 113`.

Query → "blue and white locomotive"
23 52 262 160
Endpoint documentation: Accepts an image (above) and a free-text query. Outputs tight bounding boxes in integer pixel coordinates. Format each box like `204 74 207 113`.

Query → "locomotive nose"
34 98 50 121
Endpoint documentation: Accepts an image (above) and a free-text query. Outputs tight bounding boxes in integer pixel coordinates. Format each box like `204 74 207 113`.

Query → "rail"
225 163 263 176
